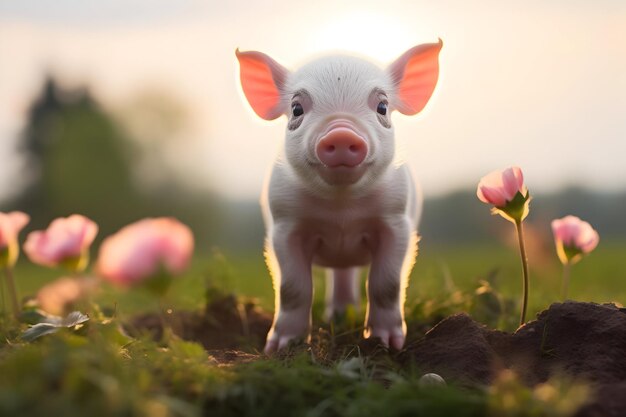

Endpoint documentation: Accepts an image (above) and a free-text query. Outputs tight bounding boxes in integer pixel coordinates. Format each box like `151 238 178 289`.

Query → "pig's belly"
311 231 373 268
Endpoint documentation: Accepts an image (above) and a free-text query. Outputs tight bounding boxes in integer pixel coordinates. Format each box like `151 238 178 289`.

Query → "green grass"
407 240 626 330
1 241 623 417
8 241 626 325
0 319 587 417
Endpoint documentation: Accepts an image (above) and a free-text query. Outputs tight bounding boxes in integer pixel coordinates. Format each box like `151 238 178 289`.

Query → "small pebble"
419 373 446 387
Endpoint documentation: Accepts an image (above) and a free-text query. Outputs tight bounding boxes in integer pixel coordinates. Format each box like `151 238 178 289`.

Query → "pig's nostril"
349 145 358 152
327 145 336 152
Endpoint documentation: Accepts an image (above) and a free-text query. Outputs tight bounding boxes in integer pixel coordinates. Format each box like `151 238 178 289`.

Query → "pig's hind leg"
324 267 361 320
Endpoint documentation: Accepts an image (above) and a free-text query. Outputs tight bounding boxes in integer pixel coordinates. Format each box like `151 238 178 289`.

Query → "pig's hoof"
365 325 406 351
263 334 303 355
264 311 310 354
264 339 279 355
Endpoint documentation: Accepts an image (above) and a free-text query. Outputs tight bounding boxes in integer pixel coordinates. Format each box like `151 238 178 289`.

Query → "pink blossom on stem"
0 211 30 268
24 215 98 271
477 166 529 222
551 215 599 265
476 167 531 325
97 217 194 287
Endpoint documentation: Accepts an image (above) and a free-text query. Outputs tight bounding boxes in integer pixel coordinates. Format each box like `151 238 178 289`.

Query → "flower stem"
0 272 6 321
158 297 172 343
561 262 572 301
3 267 20 319
514 220 530 326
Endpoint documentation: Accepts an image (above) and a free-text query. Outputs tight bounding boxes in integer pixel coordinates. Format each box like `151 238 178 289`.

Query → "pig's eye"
376 101 388 116
292 102 304 117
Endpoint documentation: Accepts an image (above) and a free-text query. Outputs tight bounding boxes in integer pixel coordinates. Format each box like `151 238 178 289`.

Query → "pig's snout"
316 127 367 168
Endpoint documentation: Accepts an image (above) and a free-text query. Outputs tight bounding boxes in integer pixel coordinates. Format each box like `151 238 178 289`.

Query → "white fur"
255 54 424 354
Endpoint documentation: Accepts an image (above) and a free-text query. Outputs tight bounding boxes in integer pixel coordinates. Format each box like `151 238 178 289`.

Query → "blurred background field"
10 239 626 333
1 1 625 323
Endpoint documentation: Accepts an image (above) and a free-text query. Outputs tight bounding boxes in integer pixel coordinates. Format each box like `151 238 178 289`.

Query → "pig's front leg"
364 217 417 350
264 223 313 354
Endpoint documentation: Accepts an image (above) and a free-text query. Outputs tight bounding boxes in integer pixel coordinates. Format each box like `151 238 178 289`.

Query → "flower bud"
551 215 599 264
477 166 530 223
0 211 30 268
24 215 98 272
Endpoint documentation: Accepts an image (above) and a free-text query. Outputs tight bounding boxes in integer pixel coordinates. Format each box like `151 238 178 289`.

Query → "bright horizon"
1 0 625 202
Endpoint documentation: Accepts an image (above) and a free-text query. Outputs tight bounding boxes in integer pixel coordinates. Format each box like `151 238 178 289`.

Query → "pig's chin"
316 165 367 186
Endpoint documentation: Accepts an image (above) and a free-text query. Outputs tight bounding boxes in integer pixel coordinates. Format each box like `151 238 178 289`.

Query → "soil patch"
128 299 626 416
399 301 626 417
127 294 272 352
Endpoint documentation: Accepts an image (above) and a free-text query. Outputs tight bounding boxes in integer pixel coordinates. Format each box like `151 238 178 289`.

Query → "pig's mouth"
314 163 370 186
314 120 370 186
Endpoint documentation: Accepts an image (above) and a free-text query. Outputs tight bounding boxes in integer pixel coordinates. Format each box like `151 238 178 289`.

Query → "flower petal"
23 215 98 268
97 217 194 287
478 185 507 207
551 215 599 263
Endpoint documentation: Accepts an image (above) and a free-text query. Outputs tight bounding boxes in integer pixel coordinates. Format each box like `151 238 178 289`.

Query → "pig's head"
236 41 442 193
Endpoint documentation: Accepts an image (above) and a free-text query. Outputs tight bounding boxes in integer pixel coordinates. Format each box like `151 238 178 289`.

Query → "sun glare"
305 11 419 63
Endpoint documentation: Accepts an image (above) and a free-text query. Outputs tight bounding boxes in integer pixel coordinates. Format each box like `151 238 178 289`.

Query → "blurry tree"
11 77 144 232
5 77 219 248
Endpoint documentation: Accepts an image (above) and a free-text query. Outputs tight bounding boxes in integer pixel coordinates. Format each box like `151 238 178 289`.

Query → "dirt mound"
399 302 626 385
398 312 500 386
399 301 626 416
127 294 272 351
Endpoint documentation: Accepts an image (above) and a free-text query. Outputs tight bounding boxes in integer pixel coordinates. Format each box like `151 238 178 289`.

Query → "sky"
1 0 625 201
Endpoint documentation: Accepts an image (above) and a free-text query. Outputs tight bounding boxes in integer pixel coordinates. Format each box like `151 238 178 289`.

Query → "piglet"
236 40 442 353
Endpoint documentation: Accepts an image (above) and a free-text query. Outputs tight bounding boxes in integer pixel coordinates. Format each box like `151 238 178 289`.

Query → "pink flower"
551 215 599 264
477 166 526 207
0 211 30 268
477 166 530 222
97 217 194 287
36 277 95 316
24 215 98 271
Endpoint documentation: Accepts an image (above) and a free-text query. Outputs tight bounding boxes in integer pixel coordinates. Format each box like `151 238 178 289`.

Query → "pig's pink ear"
236 49 289 120
387 39 443 115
